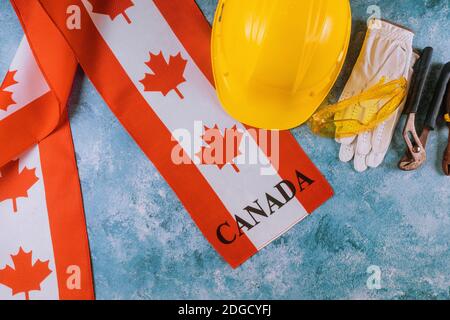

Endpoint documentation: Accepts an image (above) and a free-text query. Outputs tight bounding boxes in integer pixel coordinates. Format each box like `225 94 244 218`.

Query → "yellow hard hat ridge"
211 0 352 130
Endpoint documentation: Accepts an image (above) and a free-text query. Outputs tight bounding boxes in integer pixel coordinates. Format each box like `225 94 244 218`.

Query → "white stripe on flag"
0 37 50 121
0 145 59 300
0 38 58 300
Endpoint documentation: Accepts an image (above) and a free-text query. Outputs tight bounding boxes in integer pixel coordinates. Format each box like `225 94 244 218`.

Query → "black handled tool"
425 62 450 131
436 63 450 175
399 47 434 171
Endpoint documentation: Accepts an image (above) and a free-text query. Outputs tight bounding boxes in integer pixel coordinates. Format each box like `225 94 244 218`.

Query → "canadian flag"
1 0 333 294
0 38 93 299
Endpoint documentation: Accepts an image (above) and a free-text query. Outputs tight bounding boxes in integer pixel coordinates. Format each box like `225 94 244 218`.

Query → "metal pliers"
399 47 434 171
400 51 450 174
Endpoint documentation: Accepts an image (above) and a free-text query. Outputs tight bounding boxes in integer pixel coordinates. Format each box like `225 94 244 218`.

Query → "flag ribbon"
0 0 333 299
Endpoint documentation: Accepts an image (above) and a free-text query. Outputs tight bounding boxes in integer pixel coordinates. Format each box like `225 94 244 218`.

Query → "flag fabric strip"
0 7 93 299
0 143 61 300
0 119 94 300
152 0 334 214
3 0 333 271
1 0 78 168
35 0 334 268
37 0 259 267
38 117 95 300
0 38 94 300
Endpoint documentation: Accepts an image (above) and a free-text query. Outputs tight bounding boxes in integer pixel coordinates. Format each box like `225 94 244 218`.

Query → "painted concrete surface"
0 0 449 299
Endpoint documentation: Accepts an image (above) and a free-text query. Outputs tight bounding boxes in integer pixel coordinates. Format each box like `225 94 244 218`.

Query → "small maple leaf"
0 248 52 300
196 125 243 173
0 159 39 213
88 0 134 24
0 70 18 111
140 52 188 99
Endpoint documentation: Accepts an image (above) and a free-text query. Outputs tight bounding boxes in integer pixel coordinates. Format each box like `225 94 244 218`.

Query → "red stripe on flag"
39 116 95 300
0 92 57 168
277 135 334 213
153 0 334 213
11 0 95 297
3 0 78 168
11 0 77 105
38 0 258 268
153 0 214 83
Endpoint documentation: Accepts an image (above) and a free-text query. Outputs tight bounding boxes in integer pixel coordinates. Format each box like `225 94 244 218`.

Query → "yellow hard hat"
211 0 352 130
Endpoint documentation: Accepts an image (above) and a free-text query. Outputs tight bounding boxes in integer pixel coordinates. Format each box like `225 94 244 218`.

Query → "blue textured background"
1 0 449 300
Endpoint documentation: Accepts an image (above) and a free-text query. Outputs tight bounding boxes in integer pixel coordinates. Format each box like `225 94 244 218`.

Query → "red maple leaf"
140 52 187 99
0 159 39 213
196 125 243 173
88 0 134 24
0 248 52 300
0 70 18 111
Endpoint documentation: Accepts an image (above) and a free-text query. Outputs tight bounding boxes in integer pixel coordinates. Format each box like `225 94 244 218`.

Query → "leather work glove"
336 20 418 172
